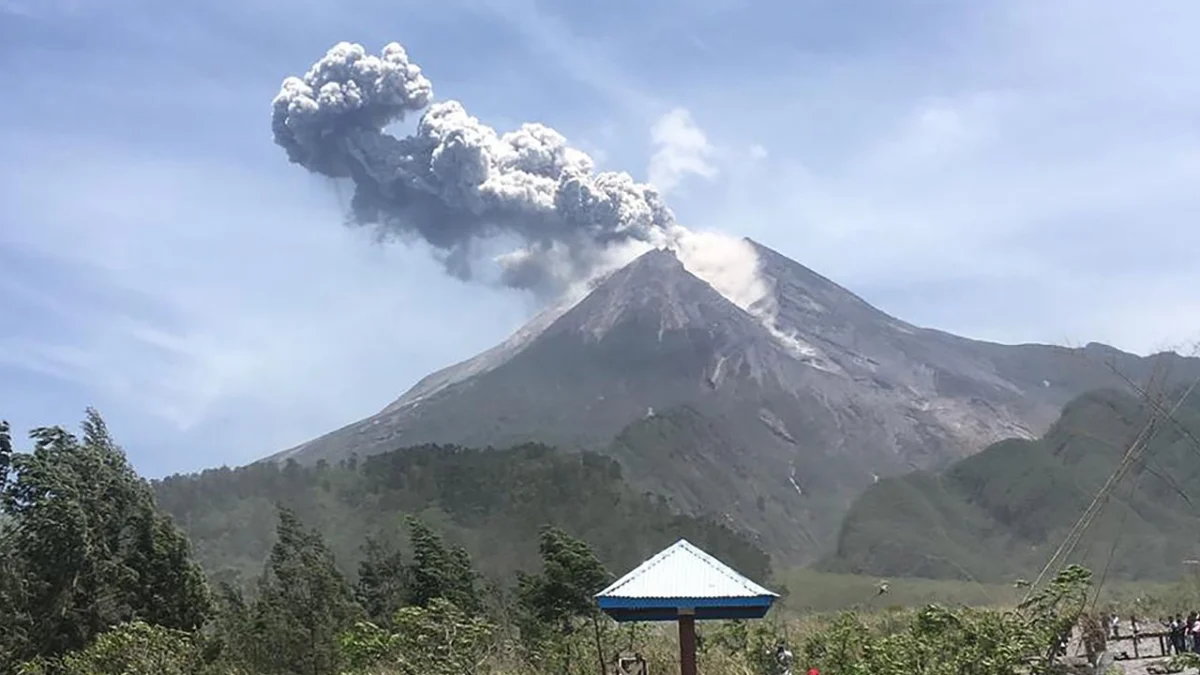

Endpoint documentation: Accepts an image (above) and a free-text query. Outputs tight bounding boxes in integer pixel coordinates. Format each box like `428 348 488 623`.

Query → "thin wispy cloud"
648 108 719 195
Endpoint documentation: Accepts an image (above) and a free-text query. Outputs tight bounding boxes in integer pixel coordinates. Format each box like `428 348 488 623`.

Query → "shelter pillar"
678 609 697 675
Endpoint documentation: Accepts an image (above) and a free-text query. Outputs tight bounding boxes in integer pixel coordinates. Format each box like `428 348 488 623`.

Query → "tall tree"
0 419 11 482
0 525 28 669
355 536 407 626
0 409 211 663
403 516 480 614
251 507 357 675
516 526 613 633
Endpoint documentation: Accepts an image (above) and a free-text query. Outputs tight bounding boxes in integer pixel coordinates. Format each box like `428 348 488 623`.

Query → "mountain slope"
822 387 1200 581
154 442 772 589
267 241 1200 563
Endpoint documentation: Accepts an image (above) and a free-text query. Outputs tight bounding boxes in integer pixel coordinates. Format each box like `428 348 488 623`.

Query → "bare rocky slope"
267 240 1199 564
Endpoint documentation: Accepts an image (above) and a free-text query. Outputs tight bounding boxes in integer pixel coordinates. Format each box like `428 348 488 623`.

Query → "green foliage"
355 537 408 626
800 607 1037 675
245 508 359 675
16 621 209 675
0 419 11 482
404 517 480 613
826 387 1200 581
153 443 772 591
516 526 613 634
1016 564 1093 668
510 528 615 675
0 410 211 668
792 567 1096 675
337 621 396 673
1170 652 1200 672
338 598 497 675
704 618 790 675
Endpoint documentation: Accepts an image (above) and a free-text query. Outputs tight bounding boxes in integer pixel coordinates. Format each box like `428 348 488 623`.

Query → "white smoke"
271 41 771 313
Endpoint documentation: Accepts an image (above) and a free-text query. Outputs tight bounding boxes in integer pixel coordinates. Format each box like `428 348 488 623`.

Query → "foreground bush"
339 598 498 675
17 622 208 675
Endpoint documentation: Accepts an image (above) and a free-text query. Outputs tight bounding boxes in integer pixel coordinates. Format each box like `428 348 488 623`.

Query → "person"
1111 614 1121 639
1171 615 1184 655
775 642 794 675
1189 612 1198 653
1185 610 1195 653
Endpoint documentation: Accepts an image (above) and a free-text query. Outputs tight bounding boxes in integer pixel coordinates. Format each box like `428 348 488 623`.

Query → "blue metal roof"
595 539 778 622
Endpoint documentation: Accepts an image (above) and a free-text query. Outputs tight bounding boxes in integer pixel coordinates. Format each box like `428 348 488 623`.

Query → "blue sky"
2 0 1199 476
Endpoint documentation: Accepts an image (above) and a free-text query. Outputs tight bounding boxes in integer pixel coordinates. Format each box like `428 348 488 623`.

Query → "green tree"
1 527 29 670
1 420 29 667
403 517 479 613
250 507 357 675
355 537 407 626
208 582 257 669
0 419 11 481
516 526 613 633
0 409 211 664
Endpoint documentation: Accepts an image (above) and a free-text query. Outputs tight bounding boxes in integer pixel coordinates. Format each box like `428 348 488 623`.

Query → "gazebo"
594 539 779 675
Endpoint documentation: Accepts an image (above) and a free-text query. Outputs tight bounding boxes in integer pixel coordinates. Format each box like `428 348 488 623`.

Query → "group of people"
1104 613 1200 655
1163 614 1200 655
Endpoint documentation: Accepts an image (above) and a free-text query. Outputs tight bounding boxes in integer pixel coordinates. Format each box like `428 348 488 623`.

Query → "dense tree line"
152 442 773 590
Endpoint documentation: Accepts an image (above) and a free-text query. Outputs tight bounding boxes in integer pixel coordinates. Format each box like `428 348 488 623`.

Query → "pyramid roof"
595 540 777 621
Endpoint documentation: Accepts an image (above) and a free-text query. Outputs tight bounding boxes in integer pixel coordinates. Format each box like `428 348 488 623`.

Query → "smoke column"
272 41 768 309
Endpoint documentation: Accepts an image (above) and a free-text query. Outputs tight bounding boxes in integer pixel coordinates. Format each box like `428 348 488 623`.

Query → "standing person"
775 641 794 675
1171 615 1184 655
1187 613 1197 654
1185 610 1195 653
1111 614 1121 639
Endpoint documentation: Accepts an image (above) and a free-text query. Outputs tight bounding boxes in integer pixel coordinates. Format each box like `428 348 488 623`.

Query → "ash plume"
271 40 781 329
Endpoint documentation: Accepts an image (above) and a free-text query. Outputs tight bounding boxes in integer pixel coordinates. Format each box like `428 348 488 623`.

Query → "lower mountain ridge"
153 442 772 589
823 387 1200 581
265 240 1200 563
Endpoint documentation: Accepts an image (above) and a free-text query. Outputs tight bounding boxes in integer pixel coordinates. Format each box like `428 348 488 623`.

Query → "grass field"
778 567 1186 616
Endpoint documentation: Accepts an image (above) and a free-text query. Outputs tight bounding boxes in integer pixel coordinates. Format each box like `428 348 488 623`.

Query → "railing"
1107 630 1178 660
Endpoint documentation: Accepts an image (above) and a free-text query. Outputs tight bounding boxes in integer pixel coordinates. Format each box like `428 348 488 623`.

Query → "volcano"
268 240 1199 563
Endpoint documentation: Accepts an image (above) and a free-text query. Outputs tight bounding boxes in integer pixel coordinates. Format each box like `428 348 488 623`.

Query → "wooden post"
592 616 607 675
678 610 697 675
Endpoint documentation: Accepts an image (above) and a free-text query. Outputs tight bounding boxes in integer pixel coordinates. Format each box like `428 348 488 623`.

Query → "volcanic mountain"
269 240 1199 563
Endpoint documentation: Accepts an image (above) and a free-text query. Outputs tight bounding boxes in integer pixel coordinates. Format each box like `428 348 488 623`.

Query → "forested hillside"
0 407 1182 675
153 442 772 589
0 410 785 674
824 386 1200 581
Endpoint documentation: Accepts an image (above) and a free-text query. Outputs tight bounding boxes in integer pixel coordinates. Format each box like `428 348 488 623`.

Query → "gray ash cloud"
271 41 687 297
